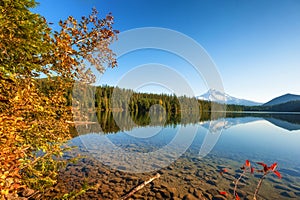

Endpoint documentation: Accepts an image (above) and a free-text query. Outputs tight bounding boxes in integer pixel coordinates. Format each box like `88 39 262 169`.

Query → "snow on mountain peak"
197 89 262 106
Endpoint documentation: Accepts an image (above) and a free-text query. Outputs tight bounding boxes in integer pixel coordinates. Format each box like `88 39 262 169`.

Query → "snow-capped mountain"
200 117 261 132
197 89 262 106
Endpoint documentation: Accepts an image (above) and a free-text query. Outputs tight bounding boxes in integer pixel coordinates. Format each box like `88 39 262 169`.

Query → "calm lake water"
69 113 300 199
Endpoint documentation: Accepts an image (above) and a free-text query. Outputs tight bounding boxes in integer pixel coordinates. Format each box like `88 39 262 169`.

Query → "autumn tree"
0 0 117 198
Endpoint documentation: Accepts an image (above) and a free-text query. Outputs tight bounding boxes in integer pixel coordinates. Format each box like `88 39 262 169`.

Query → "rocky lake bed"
41 148 300 200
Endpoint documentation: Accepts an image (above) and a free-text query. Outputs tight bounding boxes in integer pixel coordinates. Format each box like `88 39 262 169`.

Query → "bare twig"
120 173 161 200
253 173 267 200
234 170 245 198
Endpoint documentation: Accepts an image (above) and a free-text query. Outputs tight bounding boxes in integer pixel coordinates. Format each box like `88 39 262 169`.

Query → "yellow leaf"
0 174 6 179
1 189 9 195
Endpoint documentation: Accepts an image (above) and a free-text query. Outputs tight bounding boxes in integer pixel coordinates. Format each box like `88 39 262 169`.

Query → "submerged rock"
183 193 199 200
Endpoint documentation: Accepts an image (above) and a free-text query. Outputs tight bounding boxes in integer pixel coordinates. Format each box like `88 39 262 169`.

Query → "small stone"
185 175 194 181
288 183 300 191
212 195 227 200
168 187 178 197
155 192 163 199
183 193 198 200
184 166 192 170
102 192 109 197
280 191 296 198
244 195 252 200
206 188 219 196
176 173 182 178
21 188 35 197
100 184 110 193
110 193 119 199
193 189 204 198
148 192 156 197
161 183 168 189
114 187 123 193
133 194 144 199
203 192 212 200
206 180 217 186
188 187 195 194
274 184 291 191
160 189 171 198
179 193 185 198
111 177 123 183
117 166 126 171
172 197 181 200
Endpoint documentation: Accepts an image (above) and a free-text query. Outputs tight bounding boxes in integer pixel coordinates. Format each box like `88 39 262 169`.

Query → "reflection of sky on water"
205 119 300 168
71 116 300 171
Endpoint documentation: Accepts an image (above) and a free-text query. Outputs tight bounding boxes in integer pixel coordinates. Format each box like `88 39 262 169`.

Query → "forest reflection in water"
71 111 300 136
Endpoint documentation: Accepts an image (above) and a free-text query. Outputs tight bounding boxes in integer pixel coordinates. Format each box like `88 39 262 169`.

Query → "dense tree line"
37 80 225 116
226 101 300 112
38 79 300 126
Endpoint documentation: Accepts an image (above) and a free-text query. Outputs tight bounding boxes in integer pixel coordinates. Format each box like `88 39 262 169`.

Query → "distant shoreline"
217 111 300 114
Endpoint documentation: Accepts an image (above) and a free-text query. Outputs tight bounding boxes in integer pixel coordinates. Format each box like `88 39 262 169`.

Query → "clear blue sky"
34 0 300 102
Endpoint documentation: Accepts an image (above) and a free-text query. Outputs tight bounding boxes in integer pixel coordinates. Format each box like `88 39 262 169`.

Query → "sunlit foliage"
0 0 117 198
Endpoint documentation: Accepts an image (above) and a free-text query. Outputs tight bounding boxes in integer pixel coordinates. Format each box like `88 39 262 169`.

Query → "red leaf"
235 193 240 200
245 160 251 167
251 167 255 174
269 162 277 171
273 170 282 179
257 162 268 172
220 168 228 176
219 191 227 196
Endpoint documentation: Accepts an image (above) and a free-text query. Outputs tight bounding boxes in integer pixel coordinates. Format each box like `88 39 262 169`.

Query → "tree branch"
120 173 161 200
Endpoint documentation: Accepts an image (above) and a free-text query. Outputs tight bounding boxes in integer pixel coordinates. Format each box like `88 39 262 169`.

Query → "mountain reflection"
71 111 300 136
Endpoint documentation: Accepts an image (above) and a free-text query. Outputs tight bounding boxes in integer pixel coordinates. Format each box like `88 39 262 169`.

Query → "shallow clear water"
70 114 300 199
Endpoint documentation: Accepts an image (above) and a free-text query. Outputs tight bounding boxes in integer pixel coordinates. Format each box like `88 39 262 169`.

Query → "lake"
55 113 300 199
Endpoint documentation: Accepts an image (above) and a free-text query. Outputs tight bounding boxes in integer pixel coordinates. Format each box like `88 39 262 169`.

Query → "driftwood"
120 173 161 200
66 120 97 125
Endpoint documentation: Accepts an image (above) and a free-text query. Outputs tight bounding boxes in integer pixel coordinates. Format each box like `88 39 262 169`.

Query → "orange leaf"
219 191 227 196
235 193 240 200
245 160 251 167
